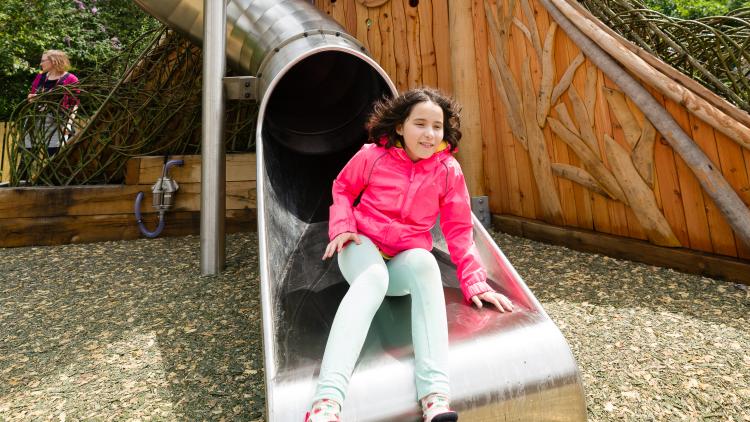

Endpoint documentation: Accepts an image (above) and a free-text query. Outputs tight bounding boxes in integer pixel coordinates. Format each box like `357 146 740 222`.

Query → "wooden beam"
125 153 256 185
493 214 750 285
0 181 256 218
0 209 256 248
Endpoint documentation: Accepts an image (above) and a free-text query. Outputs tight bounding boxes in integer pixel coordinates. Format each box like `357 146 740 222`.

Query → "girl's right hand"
322 232 361 260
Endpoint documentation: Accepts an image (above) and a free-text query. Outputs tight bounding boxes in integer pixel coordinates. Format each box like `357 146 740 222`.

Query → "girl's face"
396 100 444 162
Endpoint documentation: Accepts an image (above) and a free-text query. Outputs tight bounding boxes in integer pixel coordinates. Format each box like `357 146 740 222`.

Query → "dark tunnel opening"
262 51 392 223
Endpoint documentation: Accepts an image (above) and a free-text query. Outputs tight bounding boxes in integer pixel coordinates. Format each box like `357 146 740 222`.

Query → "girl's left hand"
471 291 514 313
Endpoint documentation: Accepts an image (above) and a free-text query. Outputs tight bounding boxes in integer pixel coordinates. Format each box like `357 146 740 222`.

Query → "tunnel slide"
133 1 586 420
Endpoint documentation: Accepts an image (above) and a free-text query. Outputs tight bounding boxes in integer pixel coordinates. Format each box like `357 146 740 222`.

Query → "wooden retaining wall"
314 0 750 261
0 154 257 247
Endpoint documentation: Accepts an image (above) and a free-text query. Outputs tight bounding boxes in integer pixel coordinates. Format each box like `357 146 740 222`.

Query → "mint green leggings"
313 235 450 405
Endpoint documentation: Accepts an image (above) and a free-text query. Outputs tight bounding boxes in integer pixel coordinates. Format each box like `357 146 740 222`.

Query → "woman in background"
25 49 79 157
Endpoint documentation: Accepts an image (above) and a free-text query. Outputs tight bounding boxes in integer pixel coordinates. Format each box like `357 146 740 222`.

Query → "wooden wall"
0 154 256 247
314 0 750 261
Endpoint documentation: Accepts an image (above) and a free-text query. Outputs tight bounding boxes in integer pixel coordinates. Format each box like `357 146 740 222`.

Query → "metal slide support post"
201 0 226 275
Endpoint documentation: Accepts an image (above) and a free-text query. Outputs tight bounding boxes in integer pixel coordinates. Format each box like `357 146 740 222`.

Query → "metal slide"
133 1 587 420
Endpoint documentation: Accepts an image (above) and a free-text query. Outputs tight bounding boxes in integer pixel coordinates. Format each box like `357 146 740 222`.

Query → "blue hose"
135 192 166 238
133 159 184 238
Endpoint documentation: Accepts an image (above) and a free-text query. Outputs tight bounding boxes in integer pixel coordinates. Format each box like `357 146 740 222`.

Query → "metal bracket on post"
223 76 258 101
471 196 491 229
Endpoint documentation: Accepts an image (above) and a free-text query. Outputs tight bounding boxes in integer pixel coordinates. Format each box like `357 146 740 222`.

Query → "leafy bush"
0 0 157 120
643 0 750 19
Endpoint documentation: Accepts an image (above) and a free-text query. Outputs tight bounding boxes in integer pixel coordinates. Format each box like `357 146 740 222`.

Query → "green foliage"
0 0 158 120
642 0 750 18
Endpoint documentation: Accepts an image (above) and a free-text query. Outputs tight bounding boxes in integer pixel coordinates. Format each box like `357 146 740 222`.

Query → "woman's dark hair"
366 87 462 152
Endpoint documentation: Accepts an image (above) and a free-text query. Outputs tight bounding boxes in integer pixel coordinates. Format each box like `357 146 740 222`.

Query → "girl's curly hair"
366 87 462 152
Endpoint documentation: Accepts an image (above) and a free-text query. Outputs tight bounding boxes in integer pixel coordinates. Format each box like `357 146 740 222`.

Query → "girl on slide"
307 87 514 422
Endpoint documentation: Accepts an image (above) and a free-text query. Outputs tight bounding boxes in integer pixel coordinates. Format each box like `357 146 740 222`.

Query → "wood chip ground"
1 232 748 421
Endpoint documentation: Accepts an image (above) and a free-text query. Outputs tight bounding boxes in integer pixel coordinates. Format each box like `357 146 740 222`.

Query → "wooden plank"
507 0 538 219
345 0 359 35
471 0 507 213
544 33 578 228
417 0 437 88
713 129 750 257
355 1 371 52
129 153 256 185
493 214 750 284
391 0 409 90
0 209 256 248
663 97 713 253
330 0 347 29
647 86 689 246
520 58 564 224
593 75 628 238
484 0 519 214
449 0 485 196
314 1 331 18
0 181 256 219
404 0 422 88
740 145 750 259
433 0 453 93
602 78 645 240
688 116 738 257
378 1 397 82
367 5 382 63
558 25 593 230
587 66 614 234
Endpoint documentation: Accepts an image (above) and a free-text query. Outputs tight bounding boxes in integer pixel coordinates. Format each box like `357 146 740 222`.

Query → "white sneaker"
304 398 341 422
421 393 458 422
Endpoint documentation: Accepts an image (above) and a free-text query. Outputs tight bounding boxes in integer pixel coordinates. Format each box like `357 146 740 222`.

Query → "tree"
0 0 158 120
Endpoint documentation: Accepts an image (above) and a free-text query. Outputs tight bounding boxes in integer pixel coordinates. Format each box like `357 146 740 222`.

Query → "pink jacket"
30 72 80 110
329 142 494 302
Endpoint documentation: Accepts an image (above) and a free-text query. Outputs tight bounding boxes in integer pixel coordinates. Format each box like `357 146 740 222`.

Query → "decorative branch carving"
551 52 584 105
538 23 558 127
603 134 680 246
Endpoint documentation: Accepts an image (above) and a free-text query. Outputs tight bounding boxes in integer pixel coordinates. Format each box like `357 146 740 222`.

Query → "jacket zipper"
400 164 416 219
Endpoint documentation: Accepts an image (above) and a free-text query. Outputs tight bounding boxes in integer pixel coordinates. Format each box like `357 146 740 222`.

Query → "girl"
307 88 514 422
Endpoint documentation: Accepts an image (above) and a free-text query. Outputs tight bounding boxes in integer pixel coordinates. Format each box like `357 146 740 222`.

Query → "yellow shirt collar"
395 140 449 152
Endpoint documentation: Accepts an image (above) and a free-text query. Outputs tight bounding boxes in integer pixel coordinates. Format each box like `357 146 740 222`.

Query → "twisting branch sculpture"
1 27 257 186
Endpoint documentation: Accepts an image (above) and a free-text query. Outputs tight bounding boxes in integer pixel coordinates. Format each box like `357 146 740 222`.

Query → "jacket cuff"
462 280 495 303
329 225 357 241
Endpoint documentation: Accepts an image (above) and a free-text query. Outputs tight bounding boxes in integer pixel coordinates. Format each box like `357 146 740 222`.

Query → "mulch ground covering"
1 231 748 421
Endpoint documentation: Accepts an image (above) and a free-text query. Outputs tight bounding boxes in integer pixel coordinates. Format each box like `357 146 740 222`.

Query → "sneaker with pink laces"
421 393 458 422
304 398 341 422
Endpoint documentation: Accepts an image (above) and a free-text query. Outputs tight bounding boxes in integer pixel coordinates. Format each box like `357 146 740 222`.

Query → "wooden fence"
313 0 750 262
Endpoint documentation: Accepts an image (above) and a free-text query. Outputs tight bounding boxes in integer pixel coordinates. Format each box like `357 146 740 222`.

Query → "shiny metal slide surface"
133 1 587 420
